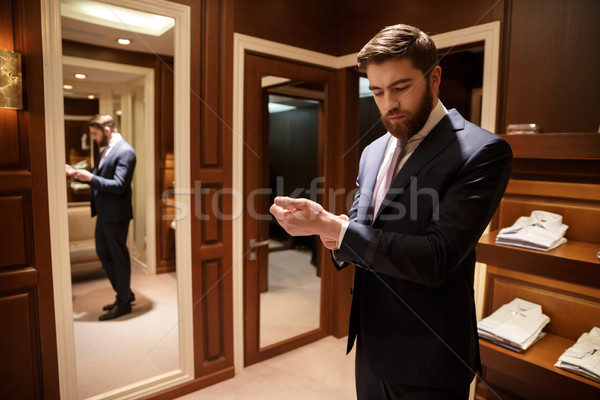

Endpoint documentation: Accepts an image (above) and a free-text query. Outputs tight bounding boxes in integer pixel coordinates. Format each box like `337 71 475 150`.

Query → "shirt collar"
107 132 122 148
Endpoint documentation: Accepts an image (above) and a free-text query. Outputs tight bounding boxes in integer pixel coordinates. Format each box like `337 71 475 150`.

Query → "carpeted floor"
71 248 349 399
72 267 180 399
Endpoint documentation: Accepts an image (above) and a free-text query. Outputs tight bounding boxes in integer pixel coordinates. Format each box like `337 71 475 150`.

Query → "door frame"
41 0 193 398
232 21 500 373
243 53 335 366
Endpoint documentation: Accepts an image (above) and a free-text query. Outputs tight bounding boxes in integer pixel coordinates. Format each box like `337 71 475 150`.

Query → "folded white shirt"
496 210 568 251
478 298 550 351
555 327 600 383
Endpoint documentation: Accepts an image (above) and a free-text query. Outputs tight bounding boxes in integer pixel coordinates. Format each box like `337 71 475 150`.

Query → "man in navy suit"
270 24 512 399
66 114 137 321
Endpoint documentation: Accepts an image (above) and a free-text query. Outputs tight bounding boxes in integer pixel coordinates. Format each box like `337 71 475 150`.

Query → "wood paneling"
0 195 29 268
503 0 600 133
189 0 235 384
0 0 59 398
234 0 338 55
202 259 225 362
0 291 39 399
338 0 505 55
0 110 21 167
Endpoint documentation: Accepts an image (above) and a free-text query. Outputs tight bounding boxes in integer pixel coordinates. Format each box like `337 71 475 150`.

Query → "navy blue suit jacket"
334 109 512 388
90 138 136 223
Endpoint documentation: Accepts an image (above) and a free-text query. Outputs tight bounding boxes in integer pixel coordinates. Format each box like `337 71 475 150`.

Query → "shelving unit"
475 133 600 399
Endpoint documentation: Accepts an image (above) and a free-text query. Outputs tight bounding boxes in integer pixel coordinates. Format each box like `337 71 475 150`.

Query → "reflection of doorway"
62 57 155 274
243 53 336 366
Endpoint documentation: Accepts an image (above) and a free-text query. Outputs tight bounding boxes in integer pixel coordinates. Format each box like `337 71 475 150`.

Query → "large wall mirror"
43 0 193 398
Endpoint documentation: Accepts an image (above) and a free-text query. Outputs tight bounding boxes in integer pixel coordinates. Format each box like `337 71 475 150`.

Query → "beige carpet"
177 336 355 400
72 248 352 399
72 267 179 399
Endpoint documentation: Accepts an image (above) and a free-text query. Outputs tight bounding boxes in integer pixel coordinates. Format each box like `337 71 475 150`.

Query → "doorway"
243 53 337 366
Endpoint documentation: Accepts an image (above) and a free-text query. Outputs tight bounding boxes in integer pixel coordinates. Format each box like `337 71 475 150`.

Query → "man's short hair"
87 114 116 132
357 24 439 76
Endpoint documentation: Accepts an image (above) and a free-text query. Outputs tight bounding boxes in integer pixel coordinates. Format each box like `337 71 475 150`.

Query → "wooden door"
243 53 338 366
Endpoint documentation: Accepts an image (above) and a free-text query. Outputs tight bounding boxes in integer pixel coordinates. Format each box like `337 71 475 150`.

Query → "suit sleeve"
335 138 512 287
90 149 136 194
330 146 368 270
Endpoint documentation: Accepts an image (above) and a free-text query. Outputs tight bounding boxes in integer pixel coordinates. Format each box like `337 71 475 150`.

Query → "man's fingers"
274 196 310 210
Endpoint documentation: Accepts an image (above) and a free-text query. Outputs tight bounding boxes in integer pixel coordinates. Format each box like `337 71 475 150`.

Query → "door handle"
249 238 270 248
249 238 270 261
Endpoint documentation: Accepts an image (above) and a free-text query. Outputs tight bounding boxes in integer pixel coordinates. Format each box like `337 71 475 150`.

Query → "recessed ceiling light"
88 95 95 100
117 38 131 45
74 73 87 80
63 84 73 90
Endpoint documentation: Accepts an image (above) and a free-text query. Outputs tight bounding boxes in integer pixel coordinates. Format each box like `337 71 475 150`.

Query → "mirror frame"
41 0 193 398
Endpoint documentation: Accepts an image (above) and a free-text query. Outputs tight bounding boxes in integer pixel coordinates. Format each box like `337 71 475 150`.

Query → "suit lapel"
357 133 391 223
373 109 465 221
98 140 121 173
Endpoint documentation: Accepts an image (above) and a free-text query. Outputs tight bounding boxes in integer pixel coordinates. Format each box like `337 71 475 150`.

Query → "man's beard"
382 83 433 140
97 133 110 147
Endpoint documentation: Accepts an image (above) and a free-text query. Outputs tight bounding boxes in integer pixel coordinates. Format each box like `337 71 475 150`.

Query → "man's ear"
429 65 442 93
104 126 112 136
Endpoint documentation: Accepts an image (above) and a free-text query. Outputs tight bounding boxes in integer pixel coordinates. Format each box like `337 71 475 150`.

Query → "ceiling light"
117 38 131 45
74 73 87 80
63 84 73 90
88 95 95 99
61 0 175 37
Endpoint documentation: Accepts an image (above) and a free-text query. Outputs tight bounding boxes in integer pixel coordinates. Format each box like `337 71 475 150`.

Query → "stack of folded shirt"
495 210 568 251
555 327 600 383
478 298 550 352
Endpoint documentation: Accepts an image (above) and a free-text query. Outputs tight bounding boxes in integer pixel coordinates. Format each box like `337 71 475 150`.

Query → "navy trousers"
95 218 132 305
355 338 470 400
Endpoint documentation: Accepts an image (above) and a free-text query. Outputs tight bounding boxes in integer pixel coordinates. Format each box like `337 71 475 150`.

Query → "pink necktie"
373 139 406 217
98 146 109 168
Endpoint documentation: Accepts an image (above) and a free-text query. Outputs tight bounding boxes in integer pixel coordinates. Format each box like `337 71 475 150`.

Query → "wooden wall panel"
0 0 59 398
189 0 234 385
0 110 21 166
503 0 600 133
338 0 505 55
0 291 39 399
202 259 225 362
234 0 338 55
0 194 29 268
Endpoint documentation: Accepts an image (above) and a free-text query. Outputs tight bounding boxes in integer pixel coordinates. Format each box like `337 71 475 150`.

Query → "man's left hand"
73 169 93 182
270 196 342 244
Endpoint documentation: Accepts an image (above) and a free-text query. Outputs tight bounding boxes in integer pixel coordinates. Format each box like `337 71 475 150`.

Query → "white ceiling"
61 1 174 99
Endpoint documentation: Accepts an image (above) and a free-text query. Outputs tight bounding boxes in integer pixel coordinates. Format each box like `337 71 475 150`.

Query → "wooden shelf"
477 231 600 288
480 334 600 398
503 132 600 160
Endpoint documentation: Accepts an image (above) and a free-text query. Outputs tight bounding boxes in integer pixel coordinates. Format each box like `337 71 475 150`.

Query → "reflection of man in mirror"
271 24 512 399
65 114 137 321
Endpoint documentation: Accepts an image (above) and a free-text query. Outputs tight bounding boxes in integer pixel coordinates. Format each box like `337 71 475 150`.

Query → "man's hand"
65 164 76 177
270 196 344 248
73 168 93 182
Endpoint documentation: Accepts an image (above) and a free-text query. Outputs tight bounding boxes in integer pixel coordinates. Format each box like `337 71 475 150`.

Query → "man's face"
366 58 441 140
89 126 110 147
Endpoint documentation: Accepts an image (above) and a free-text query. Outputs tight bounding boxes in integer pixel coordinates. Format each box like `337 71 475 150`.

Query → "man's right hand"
65 164 76 177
